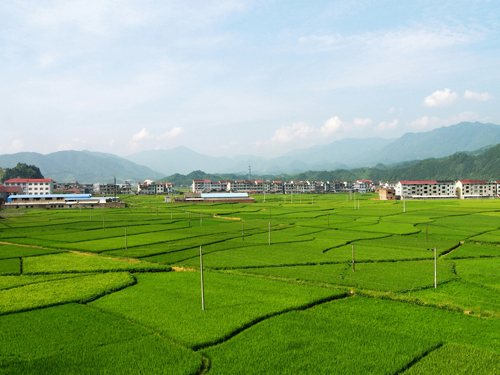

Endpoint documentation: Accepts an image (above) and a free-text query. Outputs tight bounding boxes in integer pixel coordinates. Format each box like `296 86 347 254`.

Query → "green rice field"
1 193 500 373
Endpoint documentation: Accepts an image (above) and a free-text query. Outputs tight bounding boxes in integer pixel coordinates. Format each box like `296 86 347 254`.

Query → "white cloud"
131 127 183 142
410 116 442 129
131 128 150 142
388 107 395 114
444 111 481 125
320 116 343 135
423 88 457 107
464 90 492 101
9 140 24 153
271 122 314 143
353 118 372 128
375 119 398 131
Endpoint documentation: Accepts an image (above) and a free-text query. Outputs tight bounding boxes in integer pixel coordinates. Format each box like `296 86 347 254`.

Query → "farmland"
1 193 500 373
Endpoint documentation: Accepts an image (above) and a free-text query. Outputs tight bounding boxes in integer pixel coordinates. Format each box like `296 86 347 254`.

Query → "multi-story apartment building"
395 181 456 199
455 180 497 199
3 178 53 195
191 179 212 192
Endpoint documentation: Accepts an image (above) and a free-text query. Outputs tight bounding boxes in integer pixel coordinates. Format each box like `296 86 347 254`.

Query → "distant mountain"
281 141 500 182
374 122 500 164
127 122 500 175
126 138 394 175
0 151 164 183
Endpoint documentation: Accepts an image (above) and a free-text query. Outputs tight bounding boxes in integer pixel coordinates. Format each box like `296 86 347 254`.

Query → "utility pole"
434 246 437 289
403 197 406 213
352 244 355 272
269 222 271 245
200 246 205 311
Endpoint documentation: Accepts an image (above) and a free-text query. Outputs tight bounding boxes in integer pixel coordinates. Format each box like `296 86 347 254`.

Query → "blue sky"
1 0 499 158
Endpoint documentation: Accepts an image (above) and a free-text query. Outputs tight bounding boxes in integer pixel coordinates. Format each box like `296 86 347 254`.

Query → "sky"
1 0 499 158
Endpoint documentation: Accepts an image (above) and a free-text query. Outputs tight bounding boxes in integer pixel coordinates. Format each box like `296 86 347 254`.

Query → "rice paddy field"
1 193 500 374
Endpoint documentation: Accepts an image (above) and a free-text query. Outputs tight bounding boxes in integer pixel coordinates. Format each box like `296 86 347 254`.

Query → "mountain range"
1 121 500 183
126 122 500 175
0 150 164 183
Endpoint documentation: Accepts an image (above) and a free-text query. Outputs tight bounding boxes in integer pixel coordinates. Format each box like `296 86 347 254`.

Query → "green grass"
90 271 347 349
23 252 171 274
0 272 135 315
0 303 202 374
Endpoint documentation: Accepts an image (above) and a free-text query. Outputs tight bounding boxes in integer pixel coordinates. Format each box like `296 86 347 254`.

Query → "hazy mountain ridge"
0 151 164 183
161 141 500 186
127 122 500 175
1 122 499 183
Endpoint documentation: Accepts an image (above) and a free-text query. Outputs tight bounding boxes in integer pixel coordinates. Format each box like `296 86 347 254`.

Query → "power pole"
269 222 271 245
352 244 355 272
200 246 205 311
434 246 437 289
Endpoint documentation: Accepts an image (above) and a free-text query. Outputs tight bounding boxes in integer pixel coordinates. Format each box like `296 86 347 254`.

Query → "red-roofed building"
0 186 23 202
3 178 53 195
396 180 456 199
455 180 496 199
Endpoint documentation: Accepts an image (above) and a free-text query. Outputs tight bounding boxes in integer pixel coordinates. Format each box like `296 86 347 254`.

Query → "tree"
1 163 44 182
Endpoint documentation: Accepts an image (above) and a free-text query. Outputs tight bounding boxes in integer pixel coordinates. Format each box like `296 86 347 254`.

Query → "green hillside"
161 143 500 184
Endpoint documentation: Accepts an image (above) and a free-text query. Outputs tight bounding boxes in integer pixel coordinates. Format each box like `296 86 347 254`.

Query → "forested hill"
161 143 500 185
0 163 44 182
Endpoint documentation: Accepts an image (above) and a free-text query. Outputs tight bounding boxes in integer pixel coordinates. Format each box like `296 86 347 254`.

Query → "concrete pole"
200 246 205 310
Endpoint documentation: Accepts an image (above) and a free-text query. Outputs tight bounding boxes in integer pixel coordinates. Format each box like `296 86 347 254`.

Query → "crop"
403 343 500 374
0 272 135 315
0 303 202 374
90 271 347 349
23 252 171 274
0 258 20 275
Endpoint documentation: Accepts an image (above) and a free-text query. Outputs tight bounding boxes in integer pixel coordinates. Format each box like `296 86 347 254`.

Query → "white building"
395 181 456 199
3 178 53 195
455 180 497 199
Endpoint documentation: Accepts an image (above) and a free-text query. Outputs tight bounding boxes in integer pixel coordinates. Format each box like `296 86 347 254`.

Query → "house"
379 188 396 200
0 186 23 203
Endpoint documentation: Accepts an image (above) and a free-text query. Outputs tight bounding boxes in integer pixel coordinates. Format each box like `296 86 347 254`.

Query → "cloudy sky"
1 0 499 158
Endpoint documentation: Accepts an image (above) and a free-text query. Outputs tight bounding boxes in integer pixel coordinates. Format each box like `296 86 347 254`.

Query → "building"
191 179 212 192
3 194 124 209
0 186 23 202
455 180 497 199
175 192 254 204
3 178 53 195
379 188 396 200
395 181 456 199
155 182 175 194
